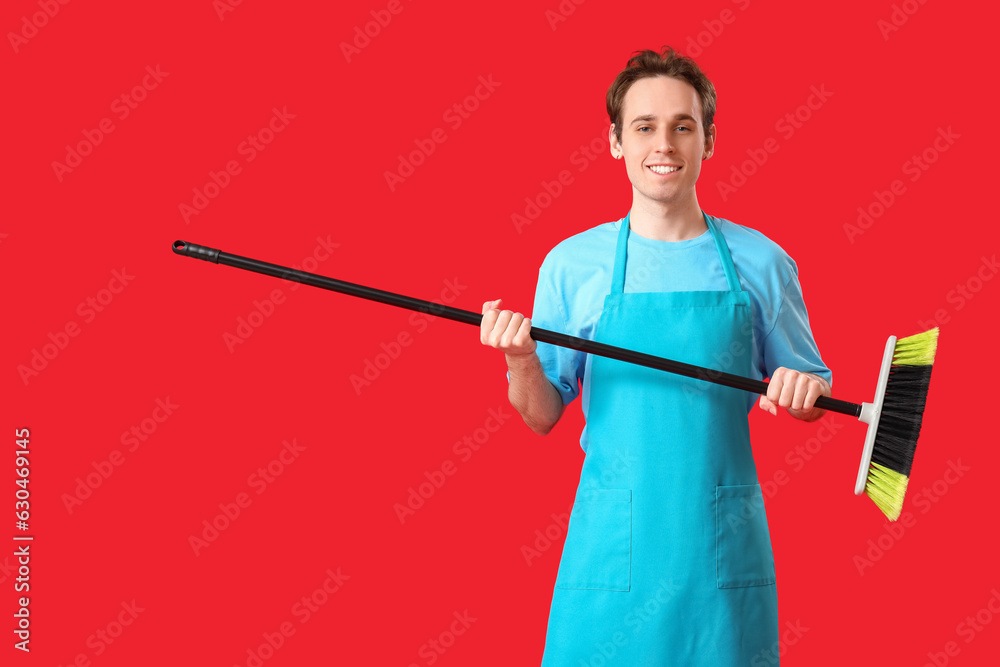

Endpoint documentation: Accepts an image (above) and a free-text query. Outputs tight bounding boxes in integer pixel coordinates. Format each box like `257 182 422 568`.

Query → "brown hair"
606 46 717 144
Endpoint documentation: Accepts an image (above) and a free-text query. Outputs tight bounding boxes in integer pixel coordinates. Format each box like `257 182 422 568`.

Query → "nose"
656 127 674 153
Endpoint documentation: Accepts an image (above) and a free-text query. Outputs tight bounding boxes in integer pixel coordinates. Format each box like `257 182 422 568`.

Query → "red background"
5 0 998 665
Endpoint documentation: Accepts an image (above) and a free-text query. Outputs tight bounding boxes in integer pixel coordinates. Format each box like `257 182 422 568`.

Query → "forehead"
622 75 702 125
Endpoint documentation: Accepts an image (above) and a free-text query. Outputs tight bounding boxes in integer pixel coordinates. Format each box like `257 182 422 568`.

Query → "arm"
481 299 566 435
506 349 566 435
758 259 833 423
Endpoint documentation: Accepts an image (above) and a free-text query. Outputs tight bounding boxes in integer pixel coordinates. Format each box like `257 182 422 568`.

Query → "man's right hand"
480 298 536 357
481 298 564 435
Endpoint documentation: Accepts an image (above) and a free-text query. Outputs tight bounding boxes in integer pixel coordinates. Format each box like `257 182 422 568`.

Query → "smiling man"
481 46 832 665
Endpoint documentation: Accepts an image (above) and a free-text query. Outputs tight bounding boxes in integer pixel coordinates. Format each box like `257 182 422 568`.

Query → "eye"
637 126 651 132
676 126 691 132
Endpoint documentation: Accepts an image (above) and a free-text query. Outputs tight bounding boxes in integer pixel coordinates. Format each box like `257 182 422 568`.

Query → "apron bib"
540 211 779 666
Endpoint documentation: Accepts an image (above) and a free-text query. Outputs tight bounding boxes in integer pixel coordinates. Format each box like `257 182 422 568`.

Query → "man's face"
611 75 715 207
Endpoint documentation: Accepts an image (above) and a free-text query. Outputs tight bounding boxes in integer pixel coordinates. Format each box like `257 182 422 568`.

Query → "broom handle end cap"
172 240 220 263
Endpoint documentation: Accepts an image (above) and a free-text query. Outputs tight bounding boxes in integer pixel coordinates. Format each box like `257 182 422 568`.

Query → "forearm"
506 352 565 435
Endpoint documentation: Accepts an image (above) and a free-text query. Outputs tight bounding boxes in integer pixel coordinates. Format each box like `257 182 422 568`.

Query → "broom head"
855 328 938 521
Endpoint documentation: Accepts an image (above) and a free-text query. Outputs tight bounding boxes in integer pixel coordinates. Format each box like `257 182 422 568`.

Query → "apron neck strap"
611 210 742 294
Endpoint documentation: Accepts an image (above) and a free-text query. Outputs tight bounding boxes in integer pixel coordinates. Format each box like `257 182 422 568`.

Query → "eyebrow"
629 113 697 125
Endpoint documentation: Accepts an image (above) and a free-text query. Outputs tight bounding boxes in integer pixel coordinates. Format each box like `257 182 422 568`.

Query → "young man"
481 47 831 665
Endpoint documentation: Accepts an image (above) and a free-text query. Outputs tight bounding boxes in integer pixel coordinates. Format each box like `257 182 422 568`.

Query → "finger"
766 368 785 405
489 311 513 346
802 379 823 412
791 374 812 411
758 395 777 416
500 311 523 347
778 371 798 408
481 298 501 315
514 317 534 350
508 313 529 348
480 309 498 344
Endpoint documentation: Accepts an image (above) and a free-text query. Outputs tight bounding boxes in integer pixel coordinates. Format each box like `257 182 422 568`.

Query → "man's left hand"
758 368 831 422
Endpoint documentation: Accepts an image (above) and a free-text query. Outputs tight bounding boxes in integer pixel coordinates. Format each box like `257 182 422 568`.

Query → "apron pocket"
555 488 631 592
716 484 776 588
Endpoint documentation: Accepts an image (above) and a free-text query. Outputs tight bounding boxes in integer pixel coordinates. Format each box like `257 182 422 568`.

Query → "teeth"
648 165 680 174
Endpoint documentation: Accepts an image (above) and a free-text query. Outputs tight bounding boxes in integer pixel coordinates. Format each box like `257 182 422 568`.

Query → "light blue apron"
540 211 779 666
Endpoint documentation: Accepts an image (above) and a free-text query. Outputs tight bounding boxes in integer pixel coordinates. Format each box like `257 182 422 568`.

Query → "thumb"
758 395 777 416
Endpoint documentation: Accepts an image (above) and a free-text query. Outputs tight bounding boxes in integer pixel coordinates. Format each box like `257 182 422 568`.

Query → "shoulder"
710 215 798 284
540 220 618 275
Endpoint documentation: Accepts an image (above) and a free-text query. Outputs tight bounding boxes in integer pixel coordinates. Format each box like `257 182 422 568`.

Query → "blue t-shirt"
508 214 832 452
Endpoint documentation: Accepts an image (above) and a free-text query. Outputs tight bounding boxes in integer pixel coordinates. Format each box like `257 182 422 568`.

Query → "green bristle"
865 462 909 521
892 327 939 366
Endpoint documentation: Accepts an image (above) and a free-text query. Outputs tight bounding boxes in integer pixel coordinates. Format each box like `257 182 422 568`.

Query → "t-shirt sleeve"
505 251 585 405
761 261 833 386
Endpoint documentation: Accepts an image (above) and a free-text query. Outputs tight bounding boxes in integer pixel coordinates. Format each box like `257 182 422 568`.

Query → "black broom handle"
172 240 862 418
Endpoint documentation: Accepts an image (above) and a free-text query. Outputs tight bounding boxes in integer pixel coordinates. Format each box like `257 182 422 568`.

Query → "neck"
627 192 707 242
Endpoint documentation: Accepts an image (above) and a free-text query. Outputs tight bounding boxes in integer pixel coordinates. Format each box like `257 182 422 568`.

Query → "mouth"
646 164 681 176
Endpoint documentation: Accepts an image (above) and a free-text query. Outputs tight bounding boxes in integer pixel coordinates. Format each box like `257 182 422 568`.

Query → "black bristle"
870 364 933 477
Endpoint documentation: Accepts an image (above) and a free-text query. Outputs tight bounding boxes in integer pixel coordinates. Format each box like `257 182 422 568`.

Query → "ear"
703 123 716 160
609 124 622 159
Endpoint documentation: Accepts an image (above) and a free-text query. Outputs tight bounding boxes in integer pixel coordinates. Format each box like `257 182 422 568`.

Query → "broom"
171 240 938 521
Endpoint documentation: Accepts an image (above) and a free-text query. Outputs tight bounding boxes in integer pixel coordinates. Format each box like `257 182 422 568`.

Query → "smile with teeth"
647 165 681 175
